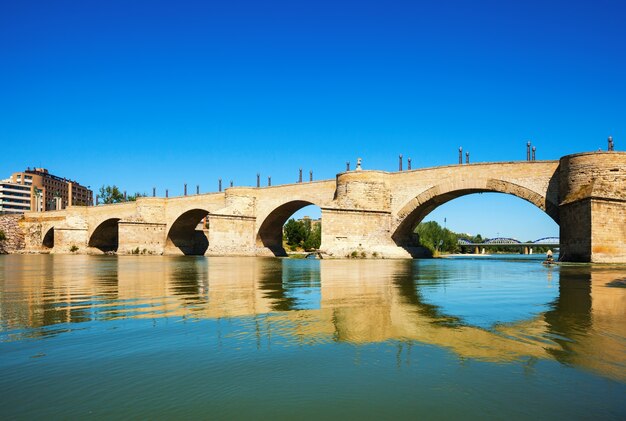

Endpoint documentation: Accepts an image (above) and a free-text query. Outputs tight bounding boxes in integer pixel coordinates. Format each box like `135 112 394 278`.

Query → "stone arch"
392 178 559 247
42 227 54 249
256 200 321 256
166 209 210 255
89 218 121 252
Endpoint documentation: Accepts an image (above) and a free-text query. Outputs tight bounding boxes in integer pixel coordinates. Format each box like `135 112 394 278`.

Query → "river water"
0 254 624 420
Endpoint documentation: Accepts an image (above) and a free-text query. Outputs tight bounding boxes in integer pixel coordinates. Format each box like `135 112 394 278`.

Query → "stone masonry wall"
591 199 626 263
559 151 626 263
0 214 25 254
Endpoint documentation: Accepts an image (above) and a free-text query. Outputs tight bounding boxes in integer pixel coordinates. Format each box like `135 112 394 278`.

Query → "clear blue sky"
1 1 624 240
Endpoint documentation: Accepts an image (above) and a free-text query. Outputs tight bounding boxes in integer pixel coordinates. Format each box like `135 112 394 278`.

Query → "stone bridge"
20 151 626 263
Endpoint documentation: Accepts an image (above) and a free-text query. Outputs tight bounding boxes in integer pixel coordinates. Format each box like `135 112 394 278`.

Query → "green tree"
284 218 322 250
98 185 125 204
284 218 306 246
414 221 461 255
303 222 321 251
0 229 6 242
127 192 146 202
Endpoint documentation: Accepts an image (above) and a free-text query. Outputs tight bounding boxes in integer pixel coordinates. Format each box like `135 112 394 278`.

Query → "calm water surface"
1 255 625 420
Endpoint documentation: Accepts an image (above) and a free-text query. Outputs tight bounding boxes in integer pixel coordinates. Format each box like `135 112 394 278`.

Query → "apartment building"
0 179 32 214
4 168 93 212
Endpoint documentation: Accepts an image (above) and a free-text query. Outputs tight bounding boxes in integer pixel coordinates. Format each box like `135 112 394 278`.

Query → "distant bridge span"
20 151 626 263
458 237 560 247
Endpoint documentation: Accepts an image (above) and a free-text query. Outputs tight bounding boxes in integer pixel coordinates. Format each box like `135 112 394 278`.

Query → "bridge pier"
119 221 167 255
55 227 89 253
320 171 412 258
206 214 257 256
559 152 626 263
205 188 258 256
320 208 411 258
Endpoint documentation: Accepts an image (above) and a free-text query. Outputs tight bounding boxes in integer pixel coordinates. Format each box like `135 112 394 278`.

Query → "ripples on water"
0 255 625 420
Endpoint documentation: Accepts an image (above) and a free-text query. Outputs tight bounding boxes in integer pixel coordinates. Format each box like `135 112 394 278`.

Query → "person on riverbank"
546 249 554 262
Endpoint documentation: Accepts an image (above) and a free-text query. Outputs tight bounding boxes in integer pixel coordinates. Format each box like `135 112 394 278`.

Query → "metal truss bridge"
457 237 560 247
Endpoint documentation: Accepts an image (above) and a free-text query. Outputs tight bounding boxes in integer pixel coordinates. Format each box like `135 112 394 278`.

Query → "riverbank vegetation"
414 221 551 256
280 217 551 256
283 218 321 251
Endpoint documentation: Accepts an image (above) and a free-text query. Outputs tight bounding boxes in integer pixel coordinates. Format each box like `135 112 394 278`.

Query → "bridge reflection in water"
0 255 624 382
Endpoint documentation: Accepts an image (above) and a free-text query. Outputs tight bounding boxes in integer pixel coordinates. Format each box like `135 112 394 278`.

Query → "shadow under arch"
166 209 209 255
392 179 560 254
256 200 320 257
89 218 121 252
42 227 54 249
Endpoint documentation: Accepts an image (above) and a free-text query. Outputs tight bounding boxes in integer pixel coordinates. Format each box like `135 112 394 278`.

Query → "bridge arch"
42 227 54 249
256 200 321 256
166 208 210 255
392 178 559 247
89 218 121 253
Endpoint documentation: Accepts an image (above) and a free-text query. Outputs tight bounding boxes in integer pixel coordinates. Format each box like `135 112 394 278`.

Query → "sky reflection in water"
0 255 624 420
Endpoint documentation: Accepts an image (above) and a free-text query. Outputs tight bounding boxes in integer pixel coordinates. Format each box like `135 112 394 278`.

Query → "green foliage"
284 219 306 246
98 185 146 204
127 192 146 202
69 245 79 253
0 229 6 242
346 250 367 259
416 222 548 255
415 221 459 254
284 218 321 251
303 222 321 251
99 185 125 204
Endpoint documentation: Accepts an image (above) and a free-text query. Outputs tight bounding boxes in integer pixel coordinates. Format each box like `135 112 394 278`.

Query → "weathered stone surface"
13 151 626 263
558 152 626 263
0 215 25 254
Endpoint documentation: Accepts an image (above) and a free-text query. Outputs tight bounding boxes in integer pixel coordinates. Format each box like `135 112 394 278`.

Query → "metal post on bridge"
309 170 313 182
96 195 99 206
608 136 614 151
230 180 233 188
124 191 127 201
458 147 463 164
532 146 536 161
218 179 222 192
268 176 271 187
184 184 187 196
527 141 531 161
152 187 156 197
346 161 350 171
466 152 470 164
166 189 168 198
196 185 199 195
298 168 302 183
407 158 411 170
399 154 403 171
257 173 260 188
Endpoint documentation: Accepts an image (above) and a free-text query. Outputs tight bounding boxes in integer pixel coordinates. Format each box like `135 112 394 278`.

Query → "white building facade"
0 179 32 214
